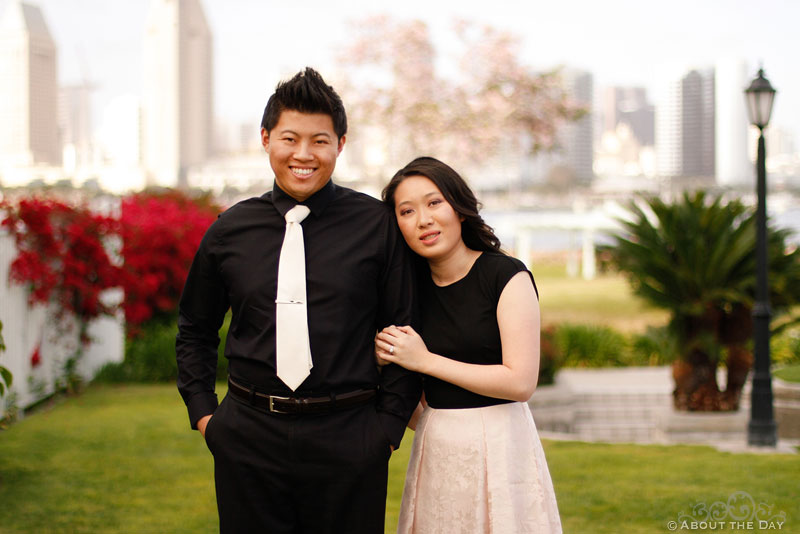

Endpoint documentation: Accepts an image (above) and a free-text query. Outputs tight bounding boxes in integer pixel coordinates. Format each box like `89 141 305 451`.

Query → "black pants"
204 392 393 534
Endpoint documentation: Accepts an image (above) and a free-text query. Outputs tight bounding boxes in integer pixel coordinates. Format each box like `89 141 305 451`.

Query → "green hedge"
94 314 229 383
549 323 675 369
538 323 672 386
556 324 629 367
95 315 798 387
772 327 800 367
541 322 799 380
538 326 560 385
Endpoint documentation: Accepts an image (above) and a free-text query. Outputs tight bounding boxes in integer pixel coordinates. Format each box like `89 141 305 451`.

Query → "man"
176 67 421 533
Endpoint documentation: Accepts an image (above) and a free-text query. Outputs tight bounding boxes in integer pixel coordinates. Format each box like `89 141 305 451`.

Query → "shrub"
555 323 630 367
536 323 676 380
125 321 180 382
1 191 221 340
94 314 230 383
629 326 677 366
1 197 121 344
92 360 132 383
772 327 800 367
538 325 561 385
119 190 220 332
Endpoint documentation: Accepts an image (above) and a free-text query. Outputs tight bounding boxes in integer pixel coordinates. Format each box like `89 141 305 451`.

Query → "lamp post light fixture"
744 68 777 447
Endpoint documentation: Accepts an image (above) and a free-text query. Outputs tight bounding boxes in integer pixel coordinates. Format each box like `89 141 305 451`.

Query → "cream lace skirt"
397 402 562 534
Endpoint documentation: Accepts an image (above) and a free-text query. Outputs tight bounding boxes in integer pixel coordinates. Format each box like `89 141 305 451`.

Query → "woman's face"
392 175 464 260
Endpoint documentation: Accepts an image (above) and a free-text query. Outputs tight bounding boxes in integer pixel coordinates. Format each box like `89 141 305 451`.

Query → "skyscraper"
0 0 60 169
59 83 94 175
602 86 654 147
142 0 213 189
562 69 594 184
715 59 751 188
655 67 715 180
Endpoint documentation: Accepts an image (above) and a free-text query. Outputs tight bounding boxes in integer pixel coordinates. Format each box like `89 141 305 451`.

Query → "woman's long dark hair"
382 157 502 253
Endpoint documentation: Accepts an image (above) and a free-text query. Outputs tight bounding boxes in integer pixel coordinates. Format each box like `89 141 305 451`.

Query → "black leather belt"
227 376 377 415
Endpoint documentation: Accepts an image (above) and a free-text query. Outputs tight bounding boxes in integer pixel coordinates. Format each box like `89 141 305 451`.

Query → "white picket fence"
0 229 124 414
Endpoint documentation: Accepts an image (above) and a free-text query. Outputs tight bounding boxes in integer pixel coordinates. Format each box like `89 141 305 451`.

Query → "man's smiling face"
261 109 345 202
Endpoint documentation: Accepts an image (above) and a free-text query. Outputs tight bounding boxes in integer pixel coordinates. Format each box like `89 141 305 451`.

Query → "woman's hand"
374 327 394 366
374 325 431 373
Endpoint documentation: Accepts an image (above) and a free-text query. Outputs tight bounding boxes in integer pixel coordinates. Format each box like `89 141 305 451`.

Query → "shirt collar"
270 179 337 218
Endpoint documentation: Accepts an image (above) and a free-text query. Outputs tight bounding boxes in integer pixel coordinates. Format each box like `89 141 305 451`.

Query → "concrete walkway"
528 366 799 454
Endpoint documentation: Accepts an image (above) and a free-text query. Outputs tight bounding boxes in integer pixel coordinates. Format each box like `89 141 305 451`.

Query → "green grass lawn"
1 384 797 534
775 364 800 383
534 262 669 333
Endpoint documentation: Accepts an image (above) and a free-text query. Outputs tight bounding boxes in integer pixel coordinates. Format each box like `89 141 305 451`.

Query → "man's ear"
337 134 346 155
261 127 270 152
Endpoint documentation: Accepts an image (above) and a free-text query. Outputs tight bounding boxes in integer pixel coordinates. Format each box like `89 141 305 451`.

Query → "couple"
176 68 561 534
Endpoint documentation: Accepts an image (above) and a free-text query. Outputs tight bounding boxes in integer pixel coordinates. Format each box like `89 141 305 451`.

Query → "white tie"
275 204 312 391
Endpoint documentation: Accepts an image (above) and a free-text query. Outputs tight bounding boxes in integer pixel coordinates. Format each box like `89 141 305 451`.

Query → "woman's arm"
375 271 540 402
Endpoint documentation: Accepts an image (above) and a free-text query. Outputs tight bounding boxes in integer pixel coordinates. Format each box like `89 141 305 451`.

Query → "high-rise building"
523 69 595 187
656 67 715 179
142 0 213 189
715 59 751 188
602 86 654 147
681 70 715 178
0 0 60 169
59 83 94 174
655 69 683 178
563 69 594 184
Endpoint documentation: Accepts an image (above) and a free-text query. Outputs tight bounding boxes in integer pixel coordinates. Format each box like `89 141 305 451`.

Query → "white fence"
0 229 124 414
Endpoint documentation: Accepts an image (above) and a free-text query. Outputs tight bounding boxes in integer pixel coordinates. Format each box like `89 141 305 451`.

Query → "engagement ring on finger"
389 345 394 354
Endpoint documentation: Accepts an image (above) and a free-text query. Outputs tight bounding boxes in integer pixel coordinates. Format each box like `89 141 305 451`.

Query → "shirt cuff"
187 392 219 429
377 411 409 450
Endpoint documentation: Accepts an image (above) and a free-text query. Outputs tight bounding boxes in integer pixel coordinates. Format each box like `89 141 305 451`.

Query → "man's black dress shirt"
176 180 421 447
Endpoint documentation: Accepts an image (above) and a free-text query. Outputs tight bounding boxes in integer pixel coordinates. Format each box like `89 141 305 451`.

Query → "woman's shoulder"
476 251 537 298
477 251 528 274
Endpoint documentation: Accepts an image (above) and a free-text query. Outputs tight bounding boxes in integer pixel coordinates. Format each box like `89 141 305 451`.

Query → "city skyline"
0 0 59 168
0 0 796 143
142 0 213 188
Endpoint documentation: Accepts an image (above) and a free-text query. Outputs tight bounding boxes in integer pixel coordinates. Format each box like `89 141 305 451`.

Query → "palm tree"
606 191 800 411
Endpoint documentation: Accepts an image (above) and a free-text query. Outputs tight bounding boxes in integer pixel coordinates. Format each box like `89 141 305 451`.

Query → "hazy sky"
3 0 798 139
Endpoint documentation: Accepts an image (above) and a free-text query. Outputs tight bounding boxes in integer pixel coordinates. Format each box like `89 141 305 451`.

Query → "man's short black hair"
260 67 347 139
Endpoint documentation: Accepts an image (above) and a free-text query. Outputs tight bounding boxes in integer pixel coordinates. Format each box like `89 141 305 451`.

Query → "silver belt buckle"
269 395 291 413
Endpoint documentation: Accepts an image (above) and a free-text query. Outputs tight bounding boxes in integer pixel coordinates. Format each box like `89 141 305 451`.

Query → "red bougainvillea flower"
2 190 220 340
119 190 219 330
1 198 122 337
30 344 41 367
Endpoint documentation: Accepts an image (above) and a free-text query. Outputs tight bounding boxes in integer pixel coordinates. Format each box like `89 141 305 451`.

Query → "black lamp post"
744 68 777 447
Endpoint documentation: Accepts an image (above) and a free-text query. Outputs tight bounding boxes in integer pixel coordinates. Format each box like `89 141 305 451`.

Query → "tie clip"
275 299 304 304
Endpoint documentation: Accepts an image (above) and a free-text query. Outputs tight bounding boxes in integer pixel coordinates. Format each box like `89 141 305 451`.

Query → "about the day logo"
667 491 787 531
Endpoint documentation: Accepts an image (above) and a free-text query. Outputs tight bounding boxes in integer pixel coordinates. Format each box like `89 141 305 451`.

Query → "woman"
376 157 562 533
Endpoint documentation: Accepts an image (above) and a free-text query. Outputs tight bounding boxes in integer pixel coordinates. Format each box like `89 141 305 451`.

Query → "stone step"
657 410 749 443
571 393 669 405
528 368 798 447
572 421 659 443
572 405 668 422
774 378 800 401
